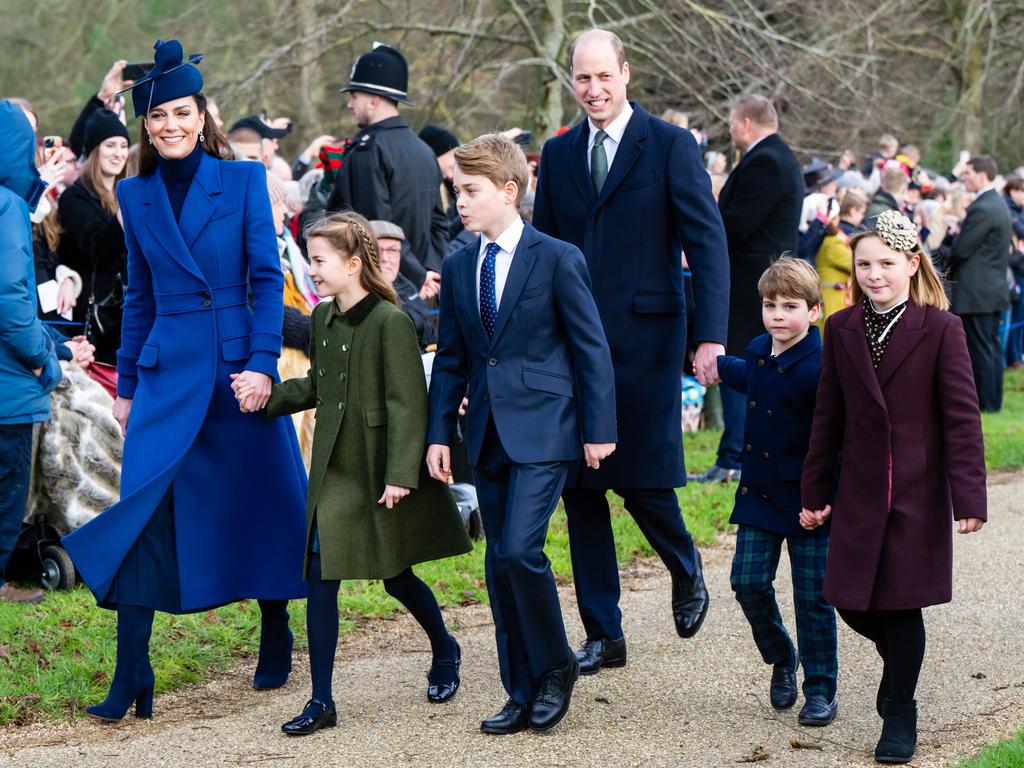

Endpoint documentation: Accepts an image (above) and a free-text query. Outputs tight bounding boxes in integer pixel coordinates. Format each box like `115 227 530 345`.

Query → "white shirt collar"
480 216 525 257
588 102 634 147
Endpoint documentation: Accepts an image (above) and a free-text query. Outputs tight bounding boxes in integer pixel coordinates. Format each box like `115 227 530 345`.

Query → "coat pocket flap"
633 292 684 315
137 343 159 369
522 367 574 397
222 335 251 362
777 460 804 481
365 408 388 427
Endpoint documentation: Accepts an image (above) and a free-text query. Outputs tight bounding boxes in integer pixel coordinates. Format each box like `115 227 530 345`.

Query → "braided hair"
304 211 399 306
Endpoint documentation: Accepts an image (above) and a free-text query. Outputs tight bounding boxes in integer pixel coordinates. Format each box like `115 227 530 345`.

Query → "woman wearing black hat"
62 39 308 722
57 109 130 364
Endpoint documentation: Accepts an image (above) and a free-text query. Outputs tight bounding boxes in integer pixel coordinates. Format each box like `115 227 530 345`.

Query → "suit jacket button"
766 409 773 416
748 400 757 409
483 393 489 401
740 486 749 495
745 444 752 452
757 359 765 367
761 493 769 501
762 451 770 459
488 358 497 366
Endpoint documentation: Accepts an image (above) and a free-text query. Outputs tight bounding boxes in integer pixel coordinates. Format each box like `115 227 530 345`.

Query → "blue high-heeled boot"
253 599 293 690
86 604 156 721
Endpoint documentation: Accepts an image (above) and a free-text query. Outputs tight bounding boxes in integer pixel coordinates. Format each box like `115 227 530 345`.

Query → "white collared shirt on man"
587 103 634 173
476 215 525 309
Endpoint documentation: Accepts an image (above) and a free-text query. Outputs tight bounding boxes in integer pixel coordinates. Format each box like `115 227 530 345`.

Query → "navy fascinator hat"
122 39 205 119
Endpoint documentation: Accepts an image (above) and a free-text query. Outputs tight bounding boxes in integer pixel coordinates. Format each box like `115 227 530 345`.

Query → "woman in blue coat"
63 40 308 721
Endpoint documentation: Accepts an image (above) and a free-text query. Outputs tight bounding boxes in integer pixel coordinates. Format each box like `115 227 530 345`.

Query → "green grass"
957 728 1024 767
1 370 1019 726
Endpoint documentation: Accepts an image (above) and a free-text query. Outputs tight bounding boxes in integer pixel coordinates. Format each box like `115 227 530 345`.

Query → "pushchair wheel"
40 545 75 591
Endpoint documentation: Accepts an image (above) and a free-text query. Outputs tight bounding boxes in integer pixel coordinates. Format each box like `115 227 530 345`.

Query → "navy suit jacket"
718 327 825 537
427 222 616 465
533 102 729 488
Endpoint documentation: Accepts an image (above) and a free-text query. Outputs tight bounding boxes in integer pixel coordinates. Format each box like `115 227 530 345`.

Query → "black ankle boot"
874 700 917 764
85 604 156 721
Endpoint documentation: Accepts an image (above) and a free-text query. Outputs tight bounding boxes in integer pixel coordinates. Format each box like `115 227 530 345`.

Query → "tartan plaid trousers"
730 524 838 699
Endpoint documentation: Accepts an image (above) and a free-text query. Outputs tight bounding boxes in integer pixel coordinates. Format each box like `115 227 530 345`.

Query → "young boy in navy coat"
717 257 838 727
427 134 617 735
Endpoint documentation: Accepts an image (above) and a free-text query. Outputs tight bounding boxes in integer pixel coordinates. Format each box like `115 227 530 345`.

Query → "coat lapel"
489 225 538 347
837 303 887 411
594 104 648 209
178 152 222 251
141 171 206 282
875 301 928 388
567 122 596 205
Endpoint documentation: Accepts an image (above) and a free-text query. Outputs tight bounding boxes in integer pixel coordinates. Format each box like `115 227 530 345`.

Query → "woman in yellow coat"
816 190 868 328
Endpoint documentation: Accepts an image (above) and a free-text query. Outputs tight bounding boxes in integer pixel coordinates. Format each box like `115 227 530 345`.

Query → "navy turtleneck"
157 142 204 220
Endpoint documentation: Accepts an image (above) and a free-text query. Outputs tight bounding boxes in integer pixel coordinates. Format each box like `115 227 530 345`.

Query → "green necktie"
591 129 609 194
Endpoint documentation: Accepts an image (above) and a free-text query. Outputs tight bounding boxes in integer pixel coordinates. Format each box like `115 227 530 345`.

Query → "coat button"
757 359 765 367
316 397 322 406
318 368 325 377
202 299 212 307
745 444 752 452
762 451 770 459
322 339 328 347
761 493 769 501
488 358 497 366
749 400 757 409
338 402 345 410
342 344 348 352
483 393 489 401
339 373 346 382
766 409 774 416
201 291 211 299
740 486 749 495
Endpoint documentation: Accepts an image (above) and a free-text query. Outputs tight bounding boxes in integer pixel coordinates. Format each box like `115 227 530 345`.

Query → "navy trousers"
473 418 572 705
0 423 33 585
716 381 746 470
563 486 699 641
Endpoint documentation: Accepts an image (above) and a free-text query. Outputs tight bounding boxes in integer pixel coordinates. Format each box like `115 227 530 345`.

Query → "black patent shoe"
671 549 710 638
770 656 798 711
480 699 531 735
528 655 580 732
798 695 838 726
427 638 461 703
576 636 627 676
281 699 338 736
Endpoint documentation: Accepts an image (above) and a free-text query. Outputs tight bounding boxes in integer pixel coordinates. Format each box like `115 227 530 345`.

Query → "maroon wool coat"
801 301 987 611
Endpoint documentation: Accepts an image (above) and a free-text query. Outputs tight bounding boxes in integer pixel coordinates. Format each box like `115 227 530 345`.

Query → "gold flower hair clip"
874 209 918 252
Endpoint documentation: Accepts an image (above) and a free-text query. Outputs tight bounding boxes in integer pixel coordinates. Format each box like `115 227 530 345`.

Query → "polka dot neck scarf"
863 298 909 369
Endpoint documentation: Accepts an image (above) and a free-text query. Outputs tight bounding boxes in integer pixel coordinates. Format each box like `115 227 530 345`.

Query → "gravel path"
3 473 1022 768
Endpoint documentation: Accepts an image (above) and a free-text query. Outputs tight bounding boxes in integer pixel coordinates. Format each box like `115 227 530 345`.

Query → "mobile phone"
958 149 970 165
43 136 63 160
513 131 533 147
122 61 153 82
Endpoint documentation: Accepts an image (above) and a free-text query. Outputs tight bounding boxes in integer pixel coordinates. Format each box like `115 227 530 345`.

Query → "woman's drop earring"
147 134 152 144
199 131 205 143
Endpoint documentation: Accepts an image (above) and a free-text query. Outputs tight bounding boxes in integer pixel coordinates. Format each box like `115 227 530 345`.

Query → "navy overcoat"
718 328 825 537
533 103 730 488
64 152 307 611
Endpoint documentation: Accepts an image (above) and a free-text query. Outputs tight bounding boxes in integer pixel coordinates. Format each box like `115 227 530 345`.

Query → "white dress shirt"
476 216 525 310
587 102 634 173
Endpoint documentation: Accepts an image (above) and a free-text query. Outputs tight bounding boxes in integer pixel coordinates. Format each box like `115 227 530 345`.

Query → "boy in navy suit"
427 133 617 734
717 257 838 727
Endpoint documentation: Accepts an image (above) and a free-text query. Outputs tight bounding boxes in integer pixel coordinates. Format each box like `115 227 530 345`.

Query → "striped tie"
480 242 499 337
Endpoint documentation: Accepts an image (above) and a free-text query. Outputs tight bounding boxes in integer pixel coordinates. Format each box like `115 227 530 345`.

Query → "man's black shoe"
798 694 838 726
480 699 531 735
575 636 627 676
671 549 709 638
528 655 579 732
686 465 741 483
770 657 798 710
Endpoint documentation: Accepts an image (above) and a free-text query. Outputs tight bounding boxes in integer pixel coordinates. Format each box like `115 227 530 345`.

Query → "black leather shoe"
529 655 580 732
427 638 461 703
770 659 799 711
686 465 741 483
798 695 838 726
281 699 337 736
576 636 627 676
874 700 917 764
671 549 710 638
480 699 531 735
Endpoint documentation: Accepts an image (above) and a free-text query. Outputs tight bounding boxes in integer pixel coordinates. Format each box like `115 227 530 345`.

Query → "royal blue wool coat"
63 152 308 611
533 103 730 488
718 328 826 537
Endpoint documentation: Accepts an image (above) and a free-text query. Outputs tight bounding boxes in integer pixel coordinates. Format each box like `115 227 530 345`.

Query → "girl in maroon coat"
800 210 987 765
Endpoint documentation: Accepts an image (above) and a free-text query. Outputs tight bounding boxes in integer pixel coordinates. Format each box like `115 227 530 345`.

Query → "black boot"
253 600 294 690
874 700 917 764
85 604 156 721
876 663 890 718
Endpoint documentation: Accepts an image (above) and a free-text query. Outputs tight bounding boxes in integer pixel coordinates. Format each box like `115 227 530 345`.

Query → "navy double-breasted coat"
64 152 308 611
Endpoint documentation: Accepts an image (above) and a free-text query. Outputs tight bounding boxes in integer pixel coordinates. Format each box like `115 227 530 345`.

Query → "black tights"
837 608 925 703
306 553 455 704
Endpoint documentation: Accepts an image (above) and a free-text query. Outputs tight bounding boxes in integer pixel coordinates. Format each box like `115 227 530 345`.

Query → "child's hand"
230 371 272 413
958 517 985 534
800 505 832 529
378 484 410 509
584 442 616 470
459 396 468 417
426 444 451 483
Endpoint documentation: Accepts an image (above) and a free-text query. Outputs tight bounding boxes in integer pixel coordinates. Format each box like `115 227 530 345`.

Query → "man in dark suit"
690 95 803 484
532 30 730 674
428 134 617 734
948 155 1012 412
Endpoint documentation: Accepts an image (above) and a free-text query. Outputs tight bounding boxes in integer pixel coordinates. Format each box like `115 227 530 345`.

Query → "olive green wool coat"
266 293 471 580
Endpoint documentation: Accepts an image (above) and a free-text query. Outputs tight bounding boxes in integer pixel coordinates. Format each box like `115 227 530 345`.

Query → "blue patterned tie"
480 242 499 338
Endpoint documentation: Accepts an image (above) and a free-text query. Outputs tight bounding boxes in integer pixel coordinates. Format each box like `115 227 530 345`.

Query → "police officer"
328 44 447 298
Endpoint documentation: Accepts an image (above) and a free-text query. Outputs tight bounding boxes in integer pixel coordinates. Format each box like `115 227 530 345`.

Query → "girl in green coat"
235 212 472 736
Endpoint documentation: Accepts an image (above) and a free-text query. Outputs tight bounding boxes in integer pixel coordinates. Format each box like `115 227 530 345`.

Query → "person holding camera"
58 109 130 365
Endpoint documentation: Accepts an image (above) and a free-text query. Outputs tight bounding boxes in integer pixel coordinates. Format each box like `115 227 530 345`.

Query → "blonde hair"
303 211 398 305
758 256 822 308
454 133 530 206
848 230 949 310
839 188 867 218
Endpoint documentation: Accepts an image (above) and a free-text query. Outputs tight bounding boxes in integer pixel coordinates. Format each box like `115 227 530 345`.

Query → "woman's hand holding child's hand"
230 371 272 413
800 505 832 530
958 518 985 534
377 484 410 509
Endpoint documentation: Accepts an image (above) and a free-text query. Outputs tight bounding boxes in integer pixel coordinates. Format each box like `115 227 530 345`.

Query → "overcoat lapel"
875 301 928 388
567 123 596 205
837 303 887 410
141 168 206 283
594 107 647 208
178 152 222 251
489 227 538 346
